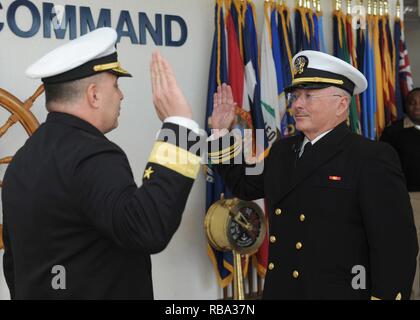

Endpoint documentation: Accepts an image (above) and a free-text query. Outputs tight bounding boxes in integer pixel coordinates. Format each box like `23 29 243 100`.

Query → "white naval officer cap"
285 50 368 96
25 27 132 84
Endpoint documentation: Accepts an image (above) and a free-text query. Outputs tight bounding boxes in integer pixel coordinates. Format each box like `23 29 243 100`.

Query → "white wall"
405 20 420 87
0 0 403 300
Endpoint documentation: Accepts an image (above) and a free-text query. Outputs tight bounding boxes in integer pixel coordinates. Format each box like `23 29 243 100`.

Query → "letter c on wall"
7 0 41 38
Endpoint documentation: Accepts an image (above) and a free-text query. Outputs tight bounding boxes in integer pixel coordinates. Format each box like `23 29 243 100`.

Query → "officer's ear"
86 82 100 109
335 94 350 118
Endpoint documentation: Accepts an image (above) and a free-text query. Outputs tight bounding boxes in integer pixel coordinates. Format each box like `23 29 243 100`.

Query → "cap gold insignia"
294 56 308 76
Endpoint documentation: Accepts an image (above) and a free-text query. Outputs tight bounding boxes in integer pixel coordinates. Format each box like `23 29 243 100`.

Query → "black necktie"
299 142 313 160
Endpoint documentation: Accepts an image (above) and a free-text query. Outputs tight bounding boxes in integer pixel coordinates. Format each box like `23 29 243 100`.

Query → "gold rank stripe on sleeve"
208 143 241 160
148 141 201 179
208 143 242 164
208 137 242 164
207 139 240 157
371 292 402 300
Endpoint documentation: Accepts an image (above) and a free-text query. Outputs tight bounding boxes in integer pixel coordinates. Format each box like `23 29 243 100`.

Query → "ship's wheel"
0 85 44 250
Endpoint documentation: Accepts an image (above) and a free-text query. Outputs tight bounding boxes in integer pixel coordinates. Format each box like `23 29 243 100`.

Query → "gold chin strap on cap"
93 62 130 74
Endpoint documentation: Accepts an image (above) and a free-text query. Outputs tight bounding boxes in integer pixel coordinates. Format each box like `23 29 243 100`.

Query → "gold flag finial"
317 0 321 12
384 0 389 15
347 0 352 15
367 0 372 15
379 0 384 16
373 0 378 16
396 0 401 19
335 0 342 11
298 0 303 8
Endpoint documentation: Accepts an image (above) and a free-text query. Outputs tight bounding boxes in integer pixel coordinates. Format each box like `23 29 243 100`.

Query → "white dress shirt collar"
299 129 333 157
404 117 420 131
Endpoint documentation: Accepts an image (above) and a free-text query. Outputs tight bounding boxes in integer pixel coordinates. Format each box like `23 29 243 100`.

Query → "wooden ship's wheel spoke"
0 115 19 139
0 156 13 164
0 157 13 187
0 85 44 250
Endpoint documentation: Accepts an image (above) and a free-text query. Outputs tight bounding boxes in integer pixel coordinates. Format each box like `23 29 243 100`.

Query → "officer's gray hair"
332 87 352 108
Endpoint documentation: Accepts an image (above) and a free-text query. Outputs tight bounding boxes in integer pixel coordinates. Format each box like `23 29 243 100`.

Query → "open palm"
211 84 236 130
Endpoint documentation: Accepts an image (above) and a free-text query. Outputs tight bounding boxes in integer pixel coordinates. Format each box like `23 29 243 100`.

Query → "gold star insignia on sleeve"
143 166 154 180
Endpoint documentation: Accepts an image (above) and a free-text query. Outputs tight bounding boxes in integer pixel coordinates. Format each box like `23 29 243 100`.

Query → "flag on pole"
243 1 267 153
277 3 296 137
294 1 311 53
260 0 280 147
384 12 398 122
345 7 362 134
205 0 234 288
283 2 295 56
306 1 319 50
311 5 320 51
243 0 269 277
333 9 347 60
356 12 366 77
333 7 361 134
270 6 287 133
379 12 397 126
360 13 377 140
227 2 244 109
394 15 414 109
372 11 385 137
317 0 327 53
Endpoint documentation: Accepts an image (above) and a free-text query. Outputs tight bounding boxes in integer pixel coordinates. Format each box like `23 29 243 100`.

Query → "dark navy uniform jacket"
211 122 418 300
2 112 200 299
380 118 420 192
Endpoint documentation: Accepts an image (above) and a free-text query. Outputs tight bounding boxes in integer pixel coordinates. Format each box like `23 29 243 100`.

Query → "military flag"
360 10 377 140
241 1 270 278
261 0 280 147
333 5 361 134
317 0 327 53
394 7 414 112
277 2 296 137
294 0 311 53
205 0 234 288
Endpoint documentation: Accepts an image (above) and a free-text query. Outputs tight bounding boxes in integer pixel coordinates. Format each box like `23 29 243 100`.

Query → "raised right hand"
211 84 236 131
150 51 192 121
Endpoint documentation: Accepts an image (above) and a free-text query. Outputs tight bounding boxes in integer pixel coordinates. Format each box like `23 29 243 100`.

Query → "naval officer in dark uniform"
380 88 420 192
380 88 420 299
209 51 418 300
1 28 201 299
